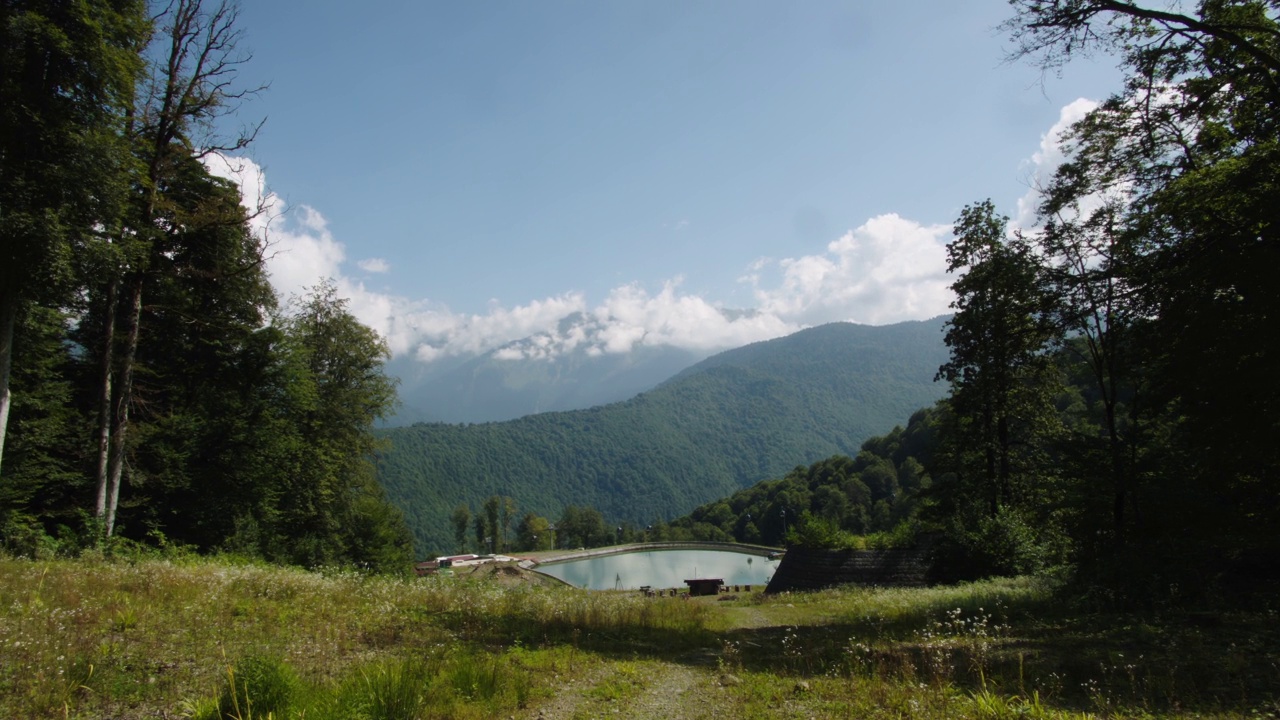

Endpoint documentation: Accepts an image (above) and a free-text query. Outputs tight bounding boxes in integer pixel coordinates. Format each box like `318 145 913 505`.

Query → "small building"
684 578 724 596
414 561 439 576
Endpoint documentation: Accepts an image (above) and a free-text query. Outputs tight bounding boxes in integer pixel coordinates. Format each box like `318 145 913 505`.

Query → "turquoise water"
536 549 778 590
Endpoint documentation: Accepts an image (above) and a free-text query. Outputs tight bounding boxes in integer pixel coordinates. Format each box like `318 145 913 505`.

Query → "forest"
930 0 1280 603
0 0 412 570
376 318 949 554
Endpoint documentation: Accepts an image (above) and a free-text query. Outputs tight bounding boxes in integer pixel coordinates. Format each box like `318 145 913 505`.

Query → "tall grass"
2 556 1274 718
0 556 708 718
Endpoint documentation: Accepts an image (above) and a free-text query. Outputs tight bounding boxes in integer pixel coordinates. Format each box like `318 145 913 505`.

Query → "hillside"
376 317 950 554
385 337 701 425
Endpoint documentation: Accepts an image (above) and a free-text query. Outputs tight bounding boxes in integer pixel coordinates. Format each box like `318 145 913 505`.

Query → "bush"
933 508 1050 582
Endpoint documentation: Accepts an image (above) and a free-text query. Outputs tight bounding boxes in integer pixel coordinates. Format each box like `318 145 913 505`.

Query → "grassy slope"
2 555 1274 719
377 318 951 554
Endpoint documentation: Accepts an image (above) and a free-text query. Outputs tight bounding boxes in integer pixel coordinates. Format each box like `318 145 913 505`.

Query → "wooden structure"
684 578 724 596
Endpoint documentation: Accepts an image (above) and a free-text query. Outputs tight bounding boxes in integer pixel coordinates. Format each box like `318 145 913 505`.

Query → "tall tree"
271 281 401 567
482 495 502 552
0 0 146 475
937 201 1060 517
95 0 264 536
451 504 471 554
98 152 277 548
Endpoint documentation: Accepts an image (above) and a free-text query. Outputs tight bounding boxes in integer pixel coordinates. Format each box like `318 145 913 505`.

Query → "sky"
208 1 1122 365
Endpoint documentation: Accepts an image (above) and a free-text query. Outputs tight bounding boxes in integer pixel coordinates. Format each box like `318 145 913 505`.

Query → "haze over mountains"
384 311 744 425
376 317 951 553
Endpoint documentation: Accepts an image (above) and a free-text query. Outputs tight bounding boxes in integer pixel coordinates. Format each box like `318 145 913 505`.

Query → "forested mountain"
377 317 949 554
386 334 701 425
665 407 940 548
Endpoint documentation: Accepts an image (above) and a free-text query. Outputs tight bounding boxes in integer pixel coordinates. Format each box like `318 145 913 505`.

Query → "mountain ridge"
376 316 951 553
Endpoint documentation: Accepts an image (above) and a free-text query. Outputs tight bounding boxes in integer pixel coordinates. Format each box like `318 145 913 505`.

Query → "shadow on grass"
719 603 1280 715
423 579 1280 717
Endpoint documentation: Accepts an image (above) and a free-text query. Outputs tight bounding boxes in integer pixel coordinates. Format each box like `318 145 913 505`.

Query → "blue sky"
209 1 1122 364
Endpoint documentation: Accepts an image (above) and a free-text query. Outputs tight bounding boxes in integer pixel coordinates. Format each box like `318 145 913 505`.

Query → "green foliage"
0 5 411 571
216 655 298 720
920 0 1280 602
668 407 942 549
379 319 951 555
785 512 860 550
938 201 1061 520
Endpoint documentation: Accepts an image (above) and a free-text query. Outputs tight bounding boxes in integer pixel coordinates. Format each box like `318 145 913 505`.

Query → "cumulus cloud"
747 213 953 326
203 154 346 300
205 156 945 363
358 257 391 273
202 100 1093 366
1014 97 1100 229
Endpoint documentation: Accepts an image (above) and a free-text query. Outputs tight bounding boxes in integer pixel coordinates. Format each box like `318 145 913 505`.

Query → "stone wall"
764 546 932 593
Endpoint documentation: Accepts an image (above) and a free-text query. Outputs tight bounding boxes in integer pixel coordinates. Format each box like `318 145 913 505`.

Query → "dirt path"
524 660 720 720
525 601 784 719
625 662 707 720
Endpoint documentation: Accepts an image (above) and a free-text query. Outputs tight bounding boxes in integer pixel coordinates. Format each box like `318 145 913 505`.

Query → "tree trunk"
94 279 119 520
0 285 17 477
105 276 143 537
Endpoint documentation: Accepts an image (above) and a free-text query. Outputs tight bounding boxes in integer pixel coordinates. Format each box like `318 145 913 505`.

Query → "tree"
88 0 265 537
500 496 516 553
938 201 1060 518
482 495 501 552
98 152 279 549
473 514 487 554
269 281 400 566
514 512 551 551
1035 144 1151 546
0 0 146 475
450 504 471 553
1001 0 1280 593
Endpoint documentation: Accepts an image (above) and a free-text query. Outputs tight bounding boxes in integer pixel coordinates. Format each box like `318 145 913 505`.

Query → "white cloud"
205 155 941 363
203 154 345 300
202 100 1094 367
747 213 953 326
1014 97 1100 229
358 257 391 273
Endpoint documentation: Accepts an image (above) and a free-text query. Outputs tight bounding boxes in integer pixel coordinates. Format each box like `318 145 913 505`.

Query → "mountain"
376 316 951 554
383 317 707 425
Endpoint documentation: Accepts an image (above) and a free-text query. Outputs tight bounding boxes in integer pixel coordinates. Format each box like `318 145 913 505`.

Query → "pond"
535 548 779 590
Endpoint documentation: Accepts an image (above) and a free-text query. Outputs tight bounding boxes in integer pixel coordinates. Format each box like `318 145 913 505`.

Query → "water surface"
537 548 777 590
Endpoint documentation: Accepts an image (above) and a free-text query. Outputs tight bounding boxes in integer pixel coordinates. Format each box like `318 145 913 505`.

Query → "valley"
375 318 950 554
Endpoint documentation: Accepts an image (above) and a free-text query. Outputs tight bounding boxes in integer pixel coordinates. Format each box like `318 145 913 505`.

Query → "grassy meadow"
1 554 1276 719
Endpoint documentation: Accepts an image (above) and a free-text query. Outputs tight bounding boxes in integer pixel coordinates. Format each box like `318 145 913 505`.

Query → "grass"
1 556 1276 718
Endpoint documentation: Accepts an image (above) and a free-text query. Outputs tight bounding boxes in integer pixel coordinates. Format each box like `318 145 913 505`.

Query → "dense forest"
931 0 1280 603
666 410 938 548
0 0 411 570
376 319 949 554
